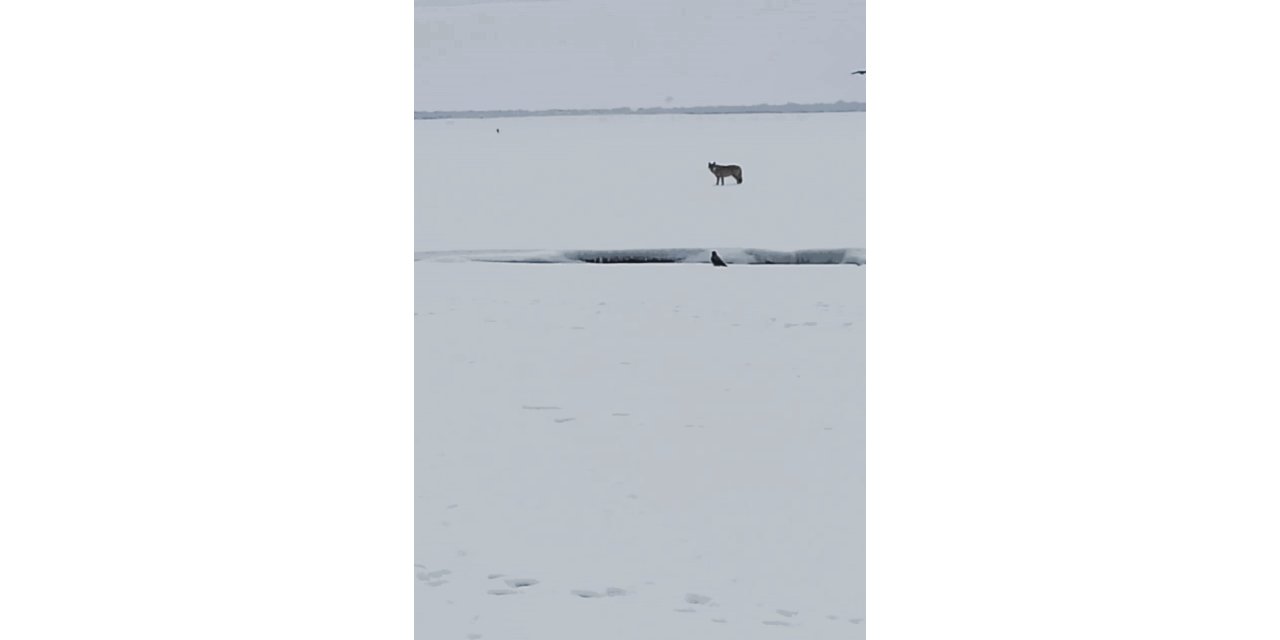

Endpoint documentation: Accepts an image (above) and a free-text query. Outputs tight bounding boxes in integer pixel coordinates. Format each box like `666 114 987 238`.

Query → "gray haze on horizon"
415 0 865 112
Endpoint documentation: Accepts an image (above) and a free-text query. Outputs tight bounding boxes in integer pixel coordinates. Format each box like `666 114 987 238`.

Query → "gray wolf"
708 162 743 185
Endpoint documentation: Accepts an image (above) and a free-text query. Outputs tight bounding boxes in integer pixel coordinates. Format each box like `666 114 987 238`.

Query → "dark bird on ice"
710 251 728 267
850 70 866 75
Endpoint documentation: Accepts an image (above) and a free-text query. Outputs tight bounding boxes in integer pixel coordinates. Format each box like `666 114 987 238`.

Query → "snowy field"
414 0 865 112
416 112 865 639
415 112 864 251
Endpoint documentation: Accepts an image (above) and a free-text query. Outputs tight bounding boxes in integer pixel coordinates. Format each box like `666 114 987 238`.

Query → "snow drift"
414 248 865 265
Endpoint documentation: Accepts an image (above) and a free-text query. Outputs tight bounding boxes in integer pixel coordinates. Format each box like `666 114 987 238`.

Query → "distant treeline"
414 101 866 120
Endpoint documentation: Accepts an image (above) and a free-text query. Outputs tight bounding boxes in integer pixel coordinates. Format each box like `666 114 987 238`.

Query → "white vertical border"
0 2 413 638
869 1 1280 638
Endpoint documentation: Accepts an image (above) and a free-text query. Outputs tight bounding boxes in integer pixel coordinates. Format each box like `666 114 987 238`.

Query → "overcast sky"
415 0 865 112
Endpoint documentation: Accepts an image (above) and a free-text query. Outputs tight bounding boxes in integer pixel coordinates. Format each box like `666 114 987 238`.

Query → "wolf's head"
708 162 717 172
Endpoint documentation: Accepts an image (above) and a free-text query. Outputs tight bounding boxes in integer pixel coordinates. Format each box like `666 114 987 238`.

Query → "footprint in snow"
776 609 798 617
504 578 539 589
685 593 712 605
571 590 604 598
553 417 576 423
416 567 451 581
487 589 520 596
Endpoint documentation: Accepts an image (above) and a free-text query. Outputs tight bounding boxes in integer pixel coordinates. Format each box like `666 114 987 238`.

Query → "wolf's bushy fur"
708 162 743 185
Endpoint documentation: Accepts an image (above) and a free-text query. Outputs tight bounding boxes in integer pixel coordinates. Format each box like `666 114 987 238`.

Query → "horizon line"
414 100 866 120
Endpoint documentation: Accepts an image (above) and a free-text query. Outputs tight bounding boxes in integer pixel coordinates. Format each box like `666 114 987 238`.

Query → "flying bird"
851 70 866 75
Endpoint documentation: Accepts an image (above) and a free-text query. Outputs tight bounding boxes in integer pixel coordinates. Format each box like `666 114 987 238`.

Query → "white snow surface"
415 112 865 252
416 262 865 639
415 0 866 111
417 109 864 638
